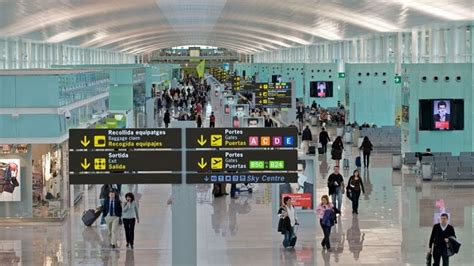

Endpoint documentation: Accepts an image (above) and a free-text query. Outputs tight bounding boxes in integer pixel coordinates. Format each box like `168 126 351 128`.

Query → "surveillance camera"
64 110 72 120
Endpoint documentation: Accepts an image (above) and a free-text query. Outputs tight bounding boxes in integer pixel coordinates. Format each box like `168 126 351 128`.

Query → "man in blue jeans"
327 166 344 212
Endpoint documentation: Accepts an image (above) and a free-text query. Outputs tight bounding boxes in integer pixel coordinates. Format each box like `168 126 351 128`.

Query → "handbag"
346 189 353 201
3 183 14 193
425 251 432 266
11 177 19 187
346 178 353 201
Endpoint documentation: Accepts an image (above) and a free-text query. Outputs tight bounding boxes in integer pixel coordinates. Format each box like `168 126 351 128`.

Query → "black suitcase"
290 224 299 247
318 147 325 154
82 207 102 227
289 235 297 247
308 146 316 155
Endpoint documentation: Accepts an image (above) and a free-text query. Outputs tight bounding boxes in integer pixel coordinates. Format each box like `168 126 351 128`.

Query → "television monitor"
272 75 282 83
433 100 451 130
310 81 333 97
419 99 464 130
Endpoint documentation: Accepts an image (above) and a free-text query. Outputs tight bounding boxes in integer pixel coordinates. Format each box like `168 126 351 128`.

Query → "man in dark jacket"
99 184 113 225
103 190 122 248
163 109 171 128
264 116 274 128
302 125 313 154
319 128 331 154
429 213 456 266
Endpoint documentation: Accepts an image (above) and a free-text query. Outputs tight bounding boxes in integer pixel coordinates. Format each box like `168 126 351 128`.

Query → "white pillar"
411 28 419 63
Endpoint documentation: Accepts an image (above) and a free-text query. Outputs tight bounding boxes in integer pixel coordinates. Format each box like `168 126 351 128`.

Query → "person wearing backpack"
331 137 344 167
301 125 313 154
316 195 335 251
359 137 373 168
209 112 216 128
277 196 298 248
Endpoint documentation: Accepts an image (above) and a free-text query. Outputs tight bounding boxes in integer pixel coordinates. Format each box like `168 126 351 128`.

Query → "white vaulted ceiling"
0 0 472 54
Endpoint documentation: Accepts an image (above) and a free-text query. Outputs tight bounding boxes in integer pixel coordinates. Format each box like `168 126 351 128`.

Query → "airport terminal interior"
0 1 473 265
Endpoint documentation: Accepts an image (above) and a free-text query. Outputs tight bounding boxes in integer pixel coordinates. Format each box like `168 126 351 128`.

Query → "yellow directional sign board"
69 151 181 173
186 128 297 149
69 129 181 150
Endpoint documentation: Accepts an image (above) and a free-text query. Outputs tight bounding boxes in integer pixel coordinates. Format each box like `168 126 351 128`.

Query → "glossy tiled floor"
1 137 473 265
1 88 473 265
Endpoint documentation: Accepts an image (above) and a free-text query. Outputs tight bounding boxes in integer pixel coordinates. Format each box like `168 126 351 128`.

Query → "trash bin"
421 163 433 181
392 153 402 170
352 129 360 147
344 132 352 143
336 127 344 137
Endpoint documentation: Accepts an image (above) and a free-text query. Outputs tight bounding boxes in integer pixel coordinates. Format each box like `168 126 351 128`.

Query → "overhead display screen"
310 81 333 98
254 82 292 108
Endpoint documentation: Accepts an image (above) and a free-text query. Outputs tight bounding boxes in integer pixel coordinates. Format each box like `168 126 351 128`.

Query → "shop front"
0 69 110 222
0 143 68 220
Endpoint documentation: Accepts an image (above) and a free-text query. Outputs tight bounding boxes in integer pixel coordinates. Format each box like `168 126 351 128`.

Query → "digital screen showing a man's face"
433 100 450 129
438 103 447 117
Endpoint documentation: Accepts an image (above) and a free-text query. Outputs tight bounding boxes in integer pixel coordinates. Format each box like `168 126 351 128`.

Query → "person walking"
327 166 344 212
316 195 334 251
296 103 305 133
301 125 313 154
99 184 113 226
122 193 139 249
277 196 298 248
331 136 344 167
156 97 163 114
209 112 216 128
264 115 274 128
102 190 122 248
359 137 373 168
163 109 171 128
346 169 365 214
429 213 457 266
196 114 202 128
319 127 331 154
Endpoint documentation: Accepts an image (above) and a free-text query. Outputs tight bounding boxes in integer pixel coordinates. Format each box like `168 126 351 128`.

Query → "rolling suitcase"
343 158 349 169
308 146 316 155
290 224 299 247
355 156 361 168
82 206 102 227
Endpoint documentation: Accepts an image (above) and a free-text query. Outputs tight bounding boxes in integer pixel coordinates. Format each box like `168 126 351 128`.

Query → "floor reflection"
346 215 364 260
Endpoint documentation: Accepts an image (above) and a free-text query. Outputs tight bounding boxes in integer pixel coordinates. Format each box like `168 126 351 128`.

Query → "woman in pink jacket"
316 195 334 251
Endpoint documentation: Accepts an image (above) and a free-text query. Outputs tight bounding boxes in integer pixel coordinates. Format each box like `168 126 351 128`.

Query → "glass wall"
58 71 109 106
64 98 108 131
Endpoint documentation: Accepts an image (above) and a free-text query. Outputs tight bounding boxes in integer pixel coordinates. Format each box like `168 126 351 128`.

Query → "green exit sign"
394 75 402 84
338 72 346 78
249 161 265 169
269 160 285 170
